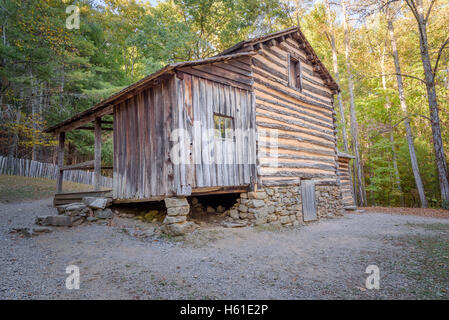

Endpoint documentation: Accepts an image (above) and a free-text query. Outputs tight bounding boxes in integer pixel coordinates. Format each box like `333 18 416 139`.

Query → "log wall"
337 156 356 208
250 38 339 187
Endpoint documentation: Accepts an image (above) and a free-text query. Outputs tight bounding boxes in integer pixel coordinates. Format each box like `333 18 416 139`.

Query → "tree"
342 0 367 206
386 9 428 207
401 0 449 202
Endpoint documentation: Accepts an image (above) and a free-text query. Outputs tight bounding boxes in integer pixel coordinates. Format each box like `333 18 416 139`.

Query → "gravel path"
1 199 448 299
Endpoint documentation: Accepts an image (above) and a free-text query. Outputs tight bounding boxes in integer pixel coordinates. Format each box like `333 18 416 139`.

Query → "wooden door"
302 180 317 221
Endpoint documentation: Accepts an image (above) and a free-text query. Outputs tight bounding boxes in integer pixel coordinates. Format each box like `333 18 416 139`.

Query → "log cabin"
45 26 356 232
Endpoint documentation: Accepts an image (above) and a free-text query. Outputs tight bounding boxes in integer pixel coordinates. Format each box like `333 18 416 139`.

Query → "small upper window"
289 56 302 91
214 114 234 140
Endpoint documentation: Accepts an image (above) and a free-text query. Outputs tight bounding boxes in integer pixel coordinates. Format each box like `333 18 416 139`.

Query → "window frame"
288 53 303 91
213 113 235 141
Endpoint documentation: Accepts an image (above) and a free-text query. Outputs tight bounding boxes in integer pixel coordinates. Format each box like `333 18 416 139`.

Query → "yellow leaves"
6 113 57 149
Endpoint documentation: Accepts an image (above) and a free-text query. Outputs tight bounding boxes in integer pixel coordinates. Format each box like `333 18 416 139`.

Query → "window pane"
214 114 234 140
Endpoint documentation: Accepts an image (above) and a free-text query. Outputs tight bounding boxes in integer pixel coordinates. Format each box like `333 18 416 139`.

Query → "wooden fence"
0 155 112 189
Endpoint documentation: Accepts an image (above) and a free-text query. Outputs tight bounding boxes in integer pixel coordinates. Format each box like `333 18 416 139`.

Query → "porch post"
56 132 65 193
94 117 102 190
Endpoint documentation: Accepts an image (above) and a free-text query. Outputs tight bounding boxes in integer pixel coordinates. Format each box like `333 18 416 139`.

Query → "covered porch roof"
44 51 255 134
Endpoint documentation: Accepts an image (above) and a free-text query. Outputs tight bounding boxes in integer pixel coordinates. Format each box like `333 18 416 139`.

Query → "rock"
167 206 189 216
82 197 108 210
65 203 88 212
191 197 199 205
216 205 225 213
71 216 85 226
229 209 240 220
238 205 248 213
247 199 265 208
164 197 189 208
161 221 198 236
95 208 113 219
144 210 160 221
248 191 268 200
222 221 247 228
35 215 75 227
33 226 53 233
206 206 215 214
163 215 187 224
239 212 248 219
86 217 98 222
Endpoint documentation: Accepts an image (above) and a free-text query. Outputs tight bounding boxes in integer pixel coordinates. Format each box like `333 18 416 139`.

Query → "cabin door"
301 180 317 221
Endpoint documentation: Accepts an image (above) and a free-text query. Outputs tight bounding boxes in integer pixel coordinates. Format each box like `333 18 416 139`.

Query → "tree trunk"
409 0 449 202
325 0 349 153
388 19 428 207
342 0 366 206
381 44 404 205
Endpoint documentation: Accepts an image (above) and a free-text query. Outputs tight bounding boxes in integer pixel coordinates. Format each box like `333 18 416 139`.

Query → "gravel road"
1 198 448 299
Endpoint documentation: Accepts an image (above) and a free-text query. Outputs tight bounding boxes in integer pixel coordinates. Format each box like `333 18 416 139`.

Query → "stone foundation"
162 197 198 236
226 183 344 227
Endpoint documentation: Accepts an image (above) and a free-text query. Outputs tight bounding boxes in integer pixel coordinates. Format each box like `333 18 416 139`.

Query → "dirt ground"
1 199 449 300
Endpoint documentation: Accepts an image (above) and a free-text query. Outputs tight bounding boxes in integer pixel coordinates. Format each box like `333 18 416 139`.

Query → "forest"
0 0 448 208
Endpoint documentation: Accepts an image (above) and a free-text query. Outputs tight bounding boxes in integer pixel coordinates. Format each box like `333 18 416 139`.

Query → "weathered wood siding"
250 38 338 187
113 77 175 200
338 157 356 208
174 68 256 191
113 57 256 200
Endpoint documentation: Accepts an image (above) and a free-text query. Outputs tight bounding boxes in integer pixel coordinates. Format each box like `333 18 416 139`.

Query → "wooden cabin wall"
174 71 256 191
113 77 175 200
338 157 356 208
250 38 339 187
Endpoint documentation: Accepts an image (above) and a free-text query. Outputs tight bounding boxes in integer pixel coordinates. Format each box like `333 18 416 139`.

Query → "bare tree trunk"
381 44 404 205
325 0 349 153
387 18 428 207
342 0 366 206
386 23 428 207
405 0 449 202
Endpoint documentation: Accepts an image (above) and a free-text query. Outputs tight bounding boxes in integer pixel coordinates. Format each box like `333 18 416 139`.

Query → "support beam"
94 117 102 190
56 132 65 193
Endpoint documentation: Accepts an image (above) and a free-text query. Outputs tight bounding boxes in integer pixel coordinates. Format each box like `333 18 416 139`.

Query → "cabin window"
214 114 234 140
289 55 302 91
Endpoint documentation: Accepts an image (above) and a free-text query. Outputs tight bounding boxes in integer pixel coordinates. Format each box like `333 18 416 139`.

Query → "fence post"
56 132 65 193
94 117 102 190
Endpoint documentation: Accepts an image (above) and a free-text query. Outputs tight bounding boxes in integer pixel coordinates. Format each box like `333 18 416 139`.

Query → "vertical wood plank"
94 117 102 191
56 132 65 193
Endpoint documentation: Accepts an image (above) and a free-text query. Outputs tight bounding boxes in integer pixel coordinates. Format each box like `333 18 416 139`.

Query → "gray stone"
35 215 75 227
167 206 190 216
95 208 114 219
222 221 247 228
248 191 268 200
86 217 98 222
229 209 240 220
238 204 248 213
247 199 265 208
164 197 189 208
82 197 108 209
161 221 199 236
33 226 53 233
163 215 187 224
65 203 88 212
